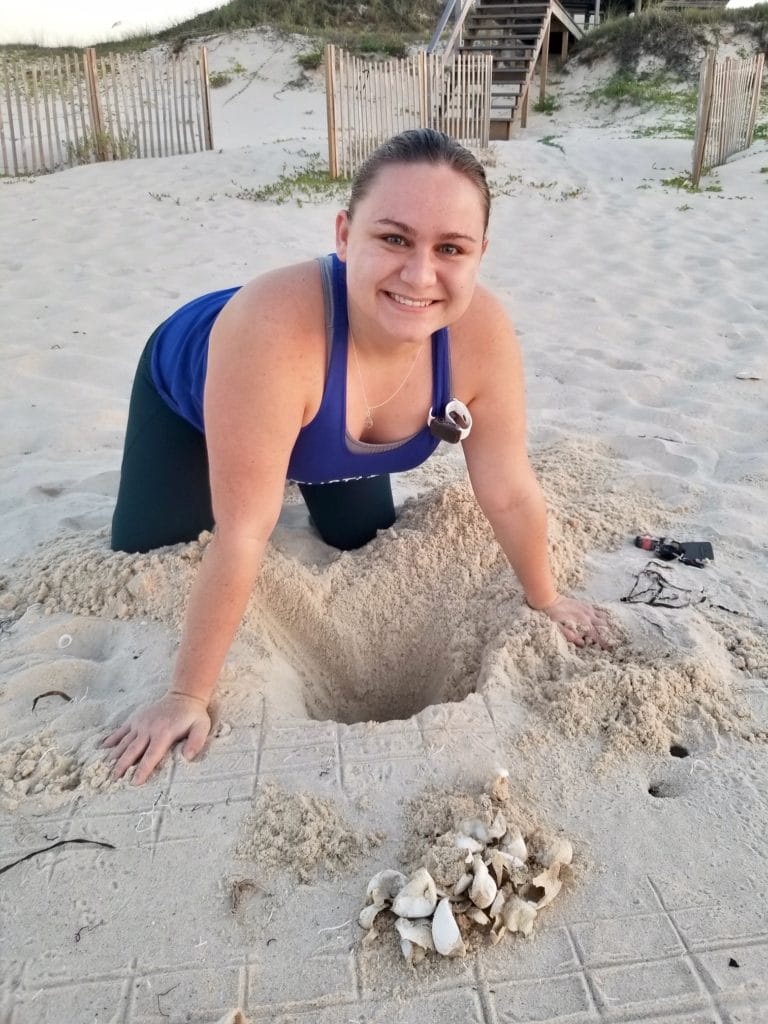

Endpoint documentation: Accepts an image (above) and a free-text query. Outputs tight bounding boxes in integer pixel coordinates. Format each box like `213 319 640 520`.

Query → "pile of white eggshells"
358 772 573 964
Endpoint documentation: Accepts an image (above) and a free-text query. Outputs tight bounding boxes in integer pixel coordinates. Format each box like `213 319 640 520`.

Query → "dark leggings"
110 337 396 553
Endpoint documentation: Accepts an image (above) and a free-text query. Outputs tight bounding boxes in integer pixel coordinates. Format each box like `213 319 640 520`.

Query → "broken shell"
527 829 573 868
540 838 573 869
489 923 507 945
432 897 467 958
392 868 438 919
488 850 520 888
358 903 383 930
502 896 537 937
455 834 484 855
489 889 506 920
362 926 380 948
395 917 435 953
469 854 497 910
529 865 563 908
453 872 473 896
465 906 490 926
500 831 527 863
411 943 428 966
459 818 490 845
487 810 507 841
366 869 408 908
400 937 413 962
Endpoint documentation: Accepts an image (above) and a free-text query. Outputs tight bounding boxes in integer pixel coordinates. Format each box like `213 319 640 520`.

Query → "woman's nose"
400 249 437 290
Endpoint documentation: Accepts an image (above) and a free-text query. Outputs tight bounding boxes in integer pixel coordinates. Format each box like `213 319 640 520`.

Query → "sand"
1 26 767 1024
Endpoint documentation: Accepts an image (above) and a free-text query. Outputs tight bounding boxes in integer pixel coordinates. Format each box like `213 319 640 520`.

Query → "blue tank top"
149 254 452 484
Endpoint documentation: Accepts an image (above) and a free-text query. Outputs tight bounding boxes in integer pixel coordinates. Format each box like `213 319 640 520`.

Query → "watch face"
428 417 463 443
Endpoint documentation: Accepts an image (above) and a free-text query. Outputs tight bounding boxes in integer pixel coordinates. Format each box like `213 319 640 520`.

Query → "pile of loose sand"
235 780 384 882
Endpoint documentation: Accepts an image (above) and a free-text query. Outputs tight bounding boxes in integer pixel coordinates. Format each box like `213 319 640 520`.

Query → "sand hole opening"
648 780 683 799
669 744 690 758
268 608 484 726
304 643 480 725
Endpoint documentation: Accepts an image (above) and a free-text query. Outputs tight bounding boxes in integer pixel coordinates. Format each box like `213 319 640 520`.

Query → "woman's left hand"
536 595 611 648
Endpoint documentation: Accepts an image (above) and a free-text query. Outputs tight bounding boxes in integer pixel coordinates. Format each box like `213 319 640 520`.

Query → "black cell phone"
678 542 714 566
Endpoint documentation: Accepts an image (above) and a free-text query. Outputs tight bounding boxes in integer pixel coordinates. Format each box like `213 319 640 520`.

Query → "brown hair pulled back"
348 129 491 235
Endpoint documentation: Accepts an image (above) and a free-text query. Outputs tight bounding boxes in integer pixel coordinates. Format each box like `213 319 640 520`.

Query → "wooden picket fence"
0 46 213 176
692 51 764 185
325 45 492 179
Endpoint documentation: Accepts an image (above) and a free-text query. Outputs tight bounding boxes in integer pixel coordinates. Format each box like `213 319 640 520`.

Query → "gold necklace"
349 333 426 429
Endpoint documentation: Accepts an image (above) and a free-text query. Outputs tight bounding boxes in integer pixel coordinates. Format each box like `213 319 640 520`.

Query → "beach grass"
573 6 768 72
0 0 442 59
234 152 350 204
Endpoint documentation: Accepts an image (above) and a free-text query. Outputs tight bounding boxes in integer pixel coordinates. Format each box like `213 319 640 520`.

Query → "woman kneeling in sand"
104 128 607 784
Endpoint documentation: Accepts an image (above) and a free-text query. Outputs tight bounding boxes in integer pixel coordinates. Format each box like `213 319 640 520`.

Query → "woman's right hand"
102 692 211 786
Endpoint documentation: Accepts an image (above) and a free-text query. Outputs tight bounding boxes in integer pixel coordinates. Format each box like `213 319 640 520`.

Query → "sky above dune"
0 1 228 46
0 0 759 46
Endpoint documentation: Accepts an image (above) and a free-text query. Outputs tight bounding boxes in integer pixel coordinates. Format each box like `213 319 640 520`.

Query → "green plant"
234 153 349 205
677 203 692 211
67 129 137 164
533 94 559 115
660 171 722 194
538 134 565 153
631 122 695 139
208 70 233 88
296 46 324 70
588 71 697 112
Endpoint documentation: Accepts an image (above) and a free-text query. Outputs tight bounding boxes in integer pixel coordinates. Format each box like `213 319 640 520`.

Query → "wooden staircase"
458 0 583 139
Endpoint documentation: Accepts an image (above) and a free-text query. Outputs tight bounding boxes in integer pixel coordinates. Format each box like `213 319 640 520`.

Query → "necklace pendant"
364 411 374 429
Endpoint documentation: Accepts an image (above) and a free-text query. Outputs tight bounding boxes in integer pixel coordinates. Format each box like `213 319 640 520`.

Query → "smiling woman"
102 128 609 785
0 0 226 46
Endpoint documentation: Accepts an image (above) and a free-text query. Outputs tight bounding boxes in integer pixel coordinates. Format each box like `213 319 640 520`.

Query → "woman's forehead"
355 163 486 226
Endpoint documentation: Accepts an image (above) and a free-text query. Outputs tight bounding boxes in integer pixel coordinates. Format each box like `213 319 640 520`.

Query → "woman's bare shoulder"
451 282 518 364
217 259 325 348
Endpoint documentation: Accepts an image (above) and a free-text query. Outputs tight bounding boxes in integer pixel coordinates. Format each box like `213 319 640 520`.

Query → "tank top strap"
326 253 351 396
431 325 452 417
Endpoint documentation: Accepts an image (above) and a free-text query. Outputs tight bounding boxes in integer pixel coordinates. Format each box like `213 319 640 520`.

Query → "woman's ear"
335 209 350 261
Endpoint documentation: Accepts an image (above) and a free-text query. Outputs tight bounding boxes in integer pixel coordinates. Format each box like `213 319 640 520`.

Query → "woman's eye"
440 244 460 256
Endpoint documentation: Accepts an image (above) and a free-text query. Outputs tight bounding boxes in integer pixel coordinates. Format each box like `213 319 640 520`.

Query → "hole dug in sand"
259 598 481 726
250 484 508 725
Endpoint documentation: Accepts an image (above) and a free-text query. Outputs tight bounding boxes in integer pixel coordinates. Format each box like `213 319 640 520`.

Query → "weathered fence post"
83 47 107 161
325 44 338 178
692 51 715 186
198 46 214 150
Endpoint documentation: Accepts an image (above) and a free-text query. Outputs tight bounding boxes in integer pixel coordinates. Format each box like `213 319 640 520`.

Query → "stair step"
493 69 529 81
476 3 548 9
475 4 547 12
462 42 536 51
466 25 544 35
468 15 547 24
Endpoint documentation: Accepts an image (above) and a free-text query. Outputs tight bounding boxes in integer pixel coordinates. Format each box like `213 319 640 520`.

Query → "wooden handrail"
427 0 476 56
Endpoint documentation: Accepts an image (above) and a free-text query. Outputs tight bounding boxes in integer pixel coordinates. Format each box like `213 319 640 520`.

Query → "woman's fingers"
182 718 210 761
112 733 151 780
102 723 131 749
132 740 171 787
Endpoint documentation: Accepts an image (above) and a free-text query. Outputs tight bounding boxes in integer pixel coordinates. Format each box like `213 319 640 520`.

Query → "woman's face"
336 161 488 346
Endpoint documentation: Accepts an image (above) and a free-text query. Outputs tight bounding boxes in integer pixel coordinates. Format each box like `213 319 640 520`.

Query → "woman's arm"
105 264 324 782
457 293 607 645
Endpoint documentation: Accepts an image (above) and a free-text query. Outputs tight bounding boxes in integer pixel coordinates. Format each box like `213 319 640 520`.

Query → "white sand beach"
1 28 767 1024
